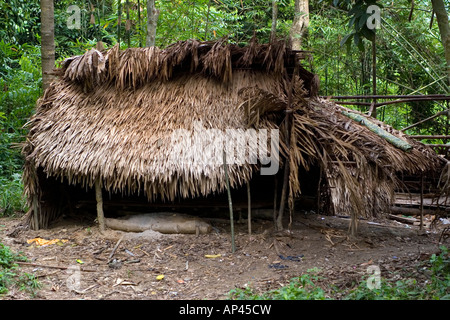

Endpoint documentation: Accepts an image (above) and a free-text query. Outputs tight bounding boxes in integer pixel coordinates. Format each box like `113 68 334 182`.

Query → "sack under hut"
22 38 448 235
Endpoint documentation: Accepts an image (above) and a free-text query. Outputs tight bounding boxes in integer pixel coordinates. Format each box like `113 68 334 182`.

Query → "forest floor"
0 210 448 300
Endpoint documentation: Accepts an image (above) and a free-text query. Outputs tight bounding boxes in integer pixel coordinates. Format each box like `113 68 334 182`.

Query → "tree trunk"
146 0 159 47
289 0 309 50
431 0 450 87
271 0 278 42
40 0 55 91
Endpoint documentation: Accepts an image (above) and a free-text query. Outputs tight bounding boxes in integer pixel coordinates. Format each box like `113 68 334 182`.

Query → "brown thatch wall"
22 39 447 230
294 99 445 225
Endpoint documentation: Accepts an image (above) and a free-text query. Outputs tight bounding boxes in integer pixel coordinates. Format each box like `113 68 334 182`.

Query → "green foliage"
345 276 422 300
0 40 40 216
229 247 450 300
265 268 328 300
333 0 379 50
307 0 447 136
229 268 329 300
0 173 27 217
0 241 39 296
428 246 450 299
0 0 40 44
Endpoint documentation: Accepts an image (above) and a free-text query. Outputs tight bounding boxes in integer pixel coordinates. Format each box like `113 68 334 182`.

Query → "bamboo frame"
402 109 449 131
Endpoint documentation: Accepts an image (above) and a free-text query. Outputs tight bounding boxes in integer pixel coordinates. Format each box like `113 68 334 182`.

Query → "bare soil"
0 212 448 300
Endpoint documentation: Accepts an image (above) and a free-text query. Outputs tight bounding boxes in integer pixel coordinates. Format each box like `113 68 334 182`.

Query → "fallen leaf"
156 275 165 281
27 238 68 246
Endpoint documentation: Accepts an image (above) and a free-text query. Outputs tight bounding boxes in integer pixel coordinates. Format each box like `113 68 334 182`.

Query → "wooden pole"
247 182 251 235
321 94 449 100
390 206 436 216
410 135 450 139
276 61 298 231
316 166 322 214
223 150 236 253
420 174 424 230
401 109 449 131
277 123 289 231
424 144 450 148
95 179 105 232
334 97 450 107
32 195 39 231
273 175 278 224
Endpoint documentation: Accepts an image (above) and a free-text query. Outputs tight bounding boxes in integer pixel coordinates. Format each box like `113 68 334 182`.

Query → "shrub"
0 241 39 296
0 173 27 216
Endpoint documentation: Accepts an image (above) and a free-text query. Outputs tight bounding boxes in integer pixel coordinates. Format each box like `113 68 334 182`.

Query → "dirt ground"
0 211 449 300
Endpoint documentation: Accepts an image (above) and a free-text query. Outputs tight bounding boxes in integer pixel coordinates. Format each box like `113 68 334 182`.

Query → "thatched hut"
22 38 446 231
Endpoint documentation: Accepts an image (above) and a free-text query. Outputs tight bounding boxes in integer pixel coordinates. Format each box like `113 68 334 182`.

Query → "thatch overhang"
22 38 447 230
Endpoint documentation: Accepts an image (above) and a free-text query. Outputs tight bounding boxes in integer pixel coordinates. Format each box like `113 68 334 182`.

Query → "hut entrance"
33 164 324 230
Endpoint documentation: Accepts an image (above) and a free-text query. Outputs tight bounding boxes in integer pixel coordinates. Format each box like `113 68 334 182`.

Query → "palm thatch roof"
22 38 447 230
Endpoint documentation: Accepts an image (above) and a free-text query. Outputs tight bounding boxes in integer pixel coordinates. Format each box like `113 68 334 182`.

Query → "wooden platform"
394 193 450 211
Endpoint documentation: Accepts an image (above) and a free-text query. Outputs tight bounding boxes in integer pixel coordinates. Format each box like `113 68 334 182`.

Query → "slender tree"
431 0 450 87
40 0 55 91
290 0 309 50
271 0 278 42
146 0 159 47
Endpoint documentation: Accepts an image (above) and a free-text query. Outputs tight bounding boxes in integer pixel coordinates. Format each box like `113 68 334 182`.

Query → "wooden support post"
95 179 105 233
32 195 39 231
288 193 294 231
273 175 278 224
223 150 236 253
247 182 251 235
420 174 424 230
317 167 322 214
275 61 298 231
277 127 289 231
